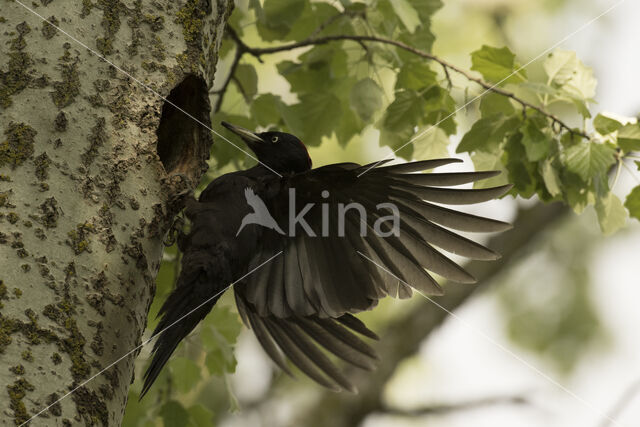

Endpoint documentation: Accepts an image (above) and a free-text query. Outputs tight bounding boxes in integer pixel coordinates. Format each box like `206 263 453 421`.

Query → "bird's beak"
221 121 263 144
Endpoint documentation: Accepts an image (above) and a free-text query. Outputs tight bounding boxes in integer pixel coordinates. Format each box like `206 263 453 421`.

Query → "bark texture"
0 0 230 424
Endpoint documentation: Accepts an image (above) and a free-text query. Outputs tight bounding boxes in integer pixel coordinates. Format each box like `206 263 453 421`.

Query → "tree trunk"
0 0 230 424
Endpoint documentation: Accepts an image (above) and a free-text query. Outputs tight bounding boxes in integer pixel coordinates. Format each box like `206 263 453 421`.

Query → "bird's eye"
271 136 279 143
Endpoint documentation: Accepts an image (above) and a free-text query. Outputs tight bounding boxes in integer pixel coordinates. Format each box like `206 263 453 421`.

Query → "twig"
231 75 248 101
213 37 244 113
381 394 530 417
235 33 589 140
441 63 452 90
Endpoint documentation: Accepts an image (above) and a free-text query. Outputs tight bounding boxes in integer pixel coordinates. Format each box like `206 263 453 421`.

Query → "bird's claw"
163 214 186 247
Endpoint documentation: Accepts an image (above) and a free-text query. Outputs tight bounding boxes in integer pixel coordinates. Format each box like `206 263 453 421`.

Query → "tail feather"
140 275 222 398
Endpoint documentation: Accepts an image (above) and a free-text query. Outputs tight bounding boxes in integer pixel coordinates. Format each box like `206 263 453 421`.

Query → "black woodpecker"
141 121 512 396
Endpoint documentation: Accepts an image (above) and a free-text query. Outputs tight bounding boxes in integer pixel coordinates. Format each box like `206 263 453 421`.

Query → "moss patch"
177 0 205 44
66 221 95 254
96 0 124 55
47 392 62 416
21 349 33 362
51 352 62 364
81 118 107 166
9 364 25 375
0 122 37 169
54 111 68 132
42 16 59 39
0 22 33 108
51 45 80 108
72 386 108 425
38 197 59 229
7 212 19 224
7 378 34 425
34 152 51 181
42 298 91 382
81 0 94 17
0 190 13 208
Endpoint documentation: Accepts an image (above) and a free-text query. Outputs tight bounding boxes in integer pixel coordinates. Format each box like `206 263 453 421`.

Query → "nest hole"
156 75 212 183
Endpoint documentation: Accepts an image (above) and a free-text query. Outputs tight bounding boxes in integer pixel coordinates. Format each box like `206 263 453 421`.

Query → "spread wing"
234 158 511 391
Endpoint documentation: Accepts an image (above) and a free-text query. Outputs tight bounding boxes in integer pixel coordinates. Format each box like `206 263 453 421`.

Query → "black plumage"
141 122 511 396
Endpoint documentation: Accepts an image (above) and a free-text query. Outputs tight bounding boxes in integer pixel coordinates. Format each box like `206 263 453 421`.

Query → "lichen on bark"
0 0 231 424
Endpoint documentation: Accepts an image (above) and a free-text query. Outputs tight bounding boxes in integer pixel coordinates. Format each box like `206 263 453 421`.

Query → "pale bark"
0 0 230 425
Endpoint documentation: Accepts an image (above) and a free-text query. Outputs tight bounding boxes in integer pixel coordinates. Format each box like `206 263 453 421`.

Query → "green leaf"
188 404 214 427
256 0 306 41
396 62 437 90
470 45 527 85
520 117 553 161
336 106 363 146
411 0 444 20
412 126 450 159
398 22 436 55
541 159 562 197
504 132 537 198
544 50 596 100
520 82 559 96
201 306 242 376
383 90 423 131
251 94 287 127
160 401 190 427
389 0 421 32
234 64 258 100
555 89 592 118
456 114 520 153
479 92 515 117
350 78 383 122
593 114 623 135
595 192 627 235
562 66 597 101
287 3 345 41
169 357 201 394
122 390 151 426
544 50 579 85
471 150 509 189
563 172 593 214
617 123 640 152
286 92 342 146
564 142 616 181
207 306 243 342
276 60 327 94
625 186 640 221
379 124 415 160
422 85 457 135
204 345 236 376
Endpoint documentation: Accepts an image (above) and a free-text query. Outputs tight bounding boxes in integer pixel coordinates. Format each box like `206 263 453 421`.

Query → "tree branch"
380 394 529 417
295 201 570 427
212 40 244 113
230 31 588 140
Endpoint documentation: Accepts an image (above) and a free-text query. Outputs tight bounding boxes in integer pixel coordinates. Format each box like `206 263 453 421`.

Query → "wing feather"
235 158 510 391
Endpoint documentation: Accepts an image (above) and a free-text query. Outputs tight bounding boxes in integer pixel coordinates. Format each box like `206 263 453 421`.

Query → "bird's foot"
163 214 186 247
164 172 195 213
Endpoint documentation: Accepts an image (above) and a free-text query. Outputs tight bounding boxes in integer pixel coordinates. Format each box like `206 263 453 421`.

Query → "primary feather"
141 123 511 396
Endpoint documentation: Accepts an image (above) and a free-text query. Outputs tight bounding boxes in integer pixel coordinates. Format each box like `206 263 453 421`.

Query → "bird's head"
221 122 312 174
